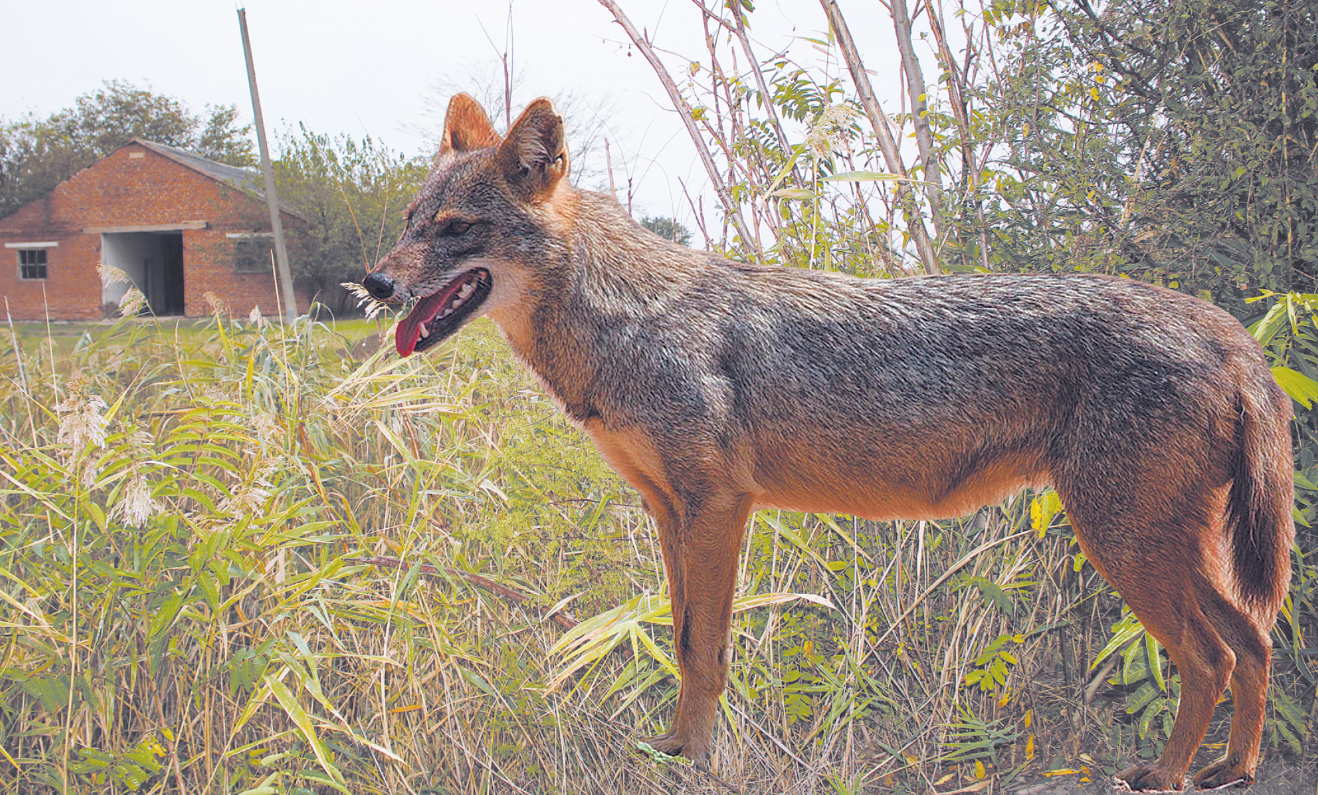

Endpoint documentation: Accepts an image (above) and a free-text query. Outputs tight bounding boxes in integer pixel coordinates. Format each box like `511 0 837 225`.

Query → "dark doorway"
151 234 185 315
101 231 185 316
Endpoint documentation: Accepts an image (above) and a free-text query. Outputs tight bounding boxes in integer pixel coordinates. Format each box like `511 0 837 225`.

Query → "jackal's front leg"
643 492 755 763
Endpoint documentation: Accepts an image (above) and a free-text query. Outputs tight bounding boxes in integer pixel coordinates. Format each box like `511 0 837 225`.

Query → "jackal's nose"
362 272 397 301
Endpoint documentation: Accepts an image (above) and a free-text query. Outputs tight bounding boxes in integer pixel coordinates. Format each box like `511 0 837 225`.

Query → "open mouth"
395 268 493 356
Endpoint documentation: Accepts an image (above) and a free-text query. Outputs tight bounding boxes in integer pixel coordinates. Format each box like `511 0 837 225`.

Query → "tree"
274 126 427 314
981 0 1318 309
640 215 692 246
420 62 625 194
0 80 255 218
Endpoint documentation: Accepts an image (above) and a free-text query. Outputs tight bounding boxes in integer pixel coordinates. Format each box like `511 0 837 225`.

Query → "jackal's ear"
436 94 500 162
496 98 569 200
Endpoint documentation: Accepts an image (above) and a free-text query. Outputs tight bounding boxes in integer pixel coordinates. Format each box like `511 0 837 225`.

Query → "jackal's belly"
751 445 1050 521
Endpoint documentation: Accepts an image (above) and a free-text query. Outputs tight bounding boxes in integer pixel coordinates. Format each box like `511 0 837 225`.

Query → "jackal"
364 94 1294 792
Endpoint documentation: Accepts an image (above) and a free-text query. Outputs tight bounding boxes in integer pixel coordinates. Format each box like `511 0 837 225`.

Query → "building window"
232 235 273 274
18 249 48 280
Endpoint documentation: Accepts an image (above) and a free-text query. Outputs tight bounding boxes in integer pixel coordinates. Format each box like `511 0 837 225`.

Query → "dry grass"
0 310 1311 795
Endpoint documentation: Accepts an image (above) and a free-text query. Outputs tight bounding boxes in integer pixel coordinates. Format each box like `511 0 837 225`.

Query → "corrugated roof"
129 138 305 220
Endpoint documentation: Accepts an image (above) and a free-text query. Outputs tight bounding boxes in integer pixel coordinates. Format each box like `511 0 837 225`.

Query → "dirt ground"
1007 758 1316 795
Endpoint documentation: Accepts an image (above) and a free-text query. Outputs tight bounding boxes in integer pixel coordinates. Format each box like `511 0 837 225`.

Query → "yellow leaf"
1030 491 1063 538
936 773 956 785
975 760 986 779
1026 734 1036 760
1024 708 1033 729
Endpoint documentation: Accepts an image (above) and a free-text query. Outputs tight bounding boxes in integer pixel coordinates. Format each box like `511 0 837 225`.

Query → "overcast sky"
1 0 905 224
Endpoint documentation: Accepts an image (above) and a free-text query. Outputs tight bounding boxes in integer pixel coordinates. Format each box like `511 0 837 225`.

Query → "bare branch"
891 0 945 237
819 0 941 274
597 0 755 248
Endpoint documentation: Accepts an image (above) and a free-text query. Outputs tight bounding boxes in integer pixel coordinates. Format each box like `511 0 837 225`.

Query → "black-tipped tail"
1227 384 1294 612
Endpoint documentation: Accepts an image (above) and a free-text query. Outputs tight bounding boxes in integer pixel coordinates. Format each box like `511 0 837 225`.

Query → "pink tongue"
395 290 451 357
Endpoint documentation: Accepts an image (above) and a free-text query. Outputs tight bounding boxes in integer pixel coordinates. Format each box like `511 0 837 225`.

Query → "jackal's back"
559 255 1279 522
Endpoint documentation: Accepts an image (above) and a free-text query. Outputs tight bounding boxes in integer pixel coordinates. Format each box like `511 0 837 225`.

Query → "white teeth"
423 276 481 334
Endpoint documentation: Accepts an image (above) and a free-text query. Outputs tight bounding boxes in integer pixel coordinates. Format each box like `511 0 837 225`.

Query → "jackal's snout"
361 272 398 302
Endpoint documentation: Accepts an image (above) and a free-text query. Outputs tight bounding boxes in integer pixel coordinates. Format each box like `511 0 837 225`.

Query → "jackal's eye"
438 218 474 237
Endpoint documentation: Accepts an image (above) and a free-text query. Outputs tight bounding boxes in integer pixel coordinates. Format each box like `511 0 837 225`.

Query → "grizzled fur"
365 95 1295 792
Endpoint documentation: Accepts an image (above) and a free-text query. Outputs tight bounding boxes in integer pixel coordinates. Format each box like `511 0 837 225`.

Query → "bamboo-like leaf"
764 145 805 194
820 170 901 182
731 591 836 612
768 188 818 200
758 513 830 568
815 514 874 563
1092 612 1145 670
1271 688 1306 734
1144 632 1166 692
625 626 679 682
1271 366 1318 408
265 674 347 791
1249 301 1288 346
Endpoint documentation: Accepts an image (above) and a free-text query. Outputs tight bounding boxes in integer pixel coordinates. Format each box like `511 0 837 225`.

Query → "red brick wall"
0 142 305 321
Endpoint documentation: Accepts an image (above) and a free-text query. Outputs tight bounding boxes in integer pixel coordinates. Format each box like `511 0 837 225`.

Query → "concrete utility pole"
237 8 298 323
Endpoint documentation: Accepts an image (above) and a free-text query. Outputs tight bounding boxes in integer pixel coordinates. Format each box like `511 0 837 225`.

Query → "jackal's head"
363 94 570 356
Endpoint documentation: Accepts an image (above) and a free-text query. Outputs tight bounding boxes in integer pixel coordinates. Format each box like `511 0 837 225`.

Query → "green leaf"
1144 632 1166 692
820 170 900 182
768 188 817 200
460 665 498 698
1271 688 1306 734
972 578 1013 617
636 740 693 766
85 501 108 532
758 513 831 569
265 675 346 791
1249 301 1289 346
1271 367 1318 408
148 590 185 641
1092 612 1144 670
1126 681 1161 716
1122 640 1150 685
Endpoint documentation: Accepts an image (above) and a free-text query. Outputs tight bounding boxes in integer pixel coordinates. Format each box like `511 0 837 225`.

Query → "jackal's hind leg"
1190 585 1273 791
1111 599 1233 793
1061 502 1234 792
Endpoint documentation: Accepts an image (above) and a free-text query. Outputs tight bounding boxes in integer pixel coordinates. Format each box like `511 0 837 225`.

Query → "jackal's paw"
1116 764 1188 793
640 729 709 765
1193 757 1253 791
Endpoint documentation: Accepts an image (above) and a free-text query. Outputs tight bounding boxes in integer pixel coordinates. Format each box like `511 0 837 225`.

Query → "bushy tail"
1228 383 1295 614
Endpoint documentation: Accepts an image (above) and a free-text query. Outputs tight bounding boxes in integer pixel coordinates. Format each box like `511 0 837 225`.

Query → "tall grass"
0 308 1312 794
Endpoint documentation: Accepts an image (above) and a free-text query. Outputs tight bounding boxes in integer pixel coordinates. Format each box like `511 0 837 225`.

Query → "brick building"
0 138 306 321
